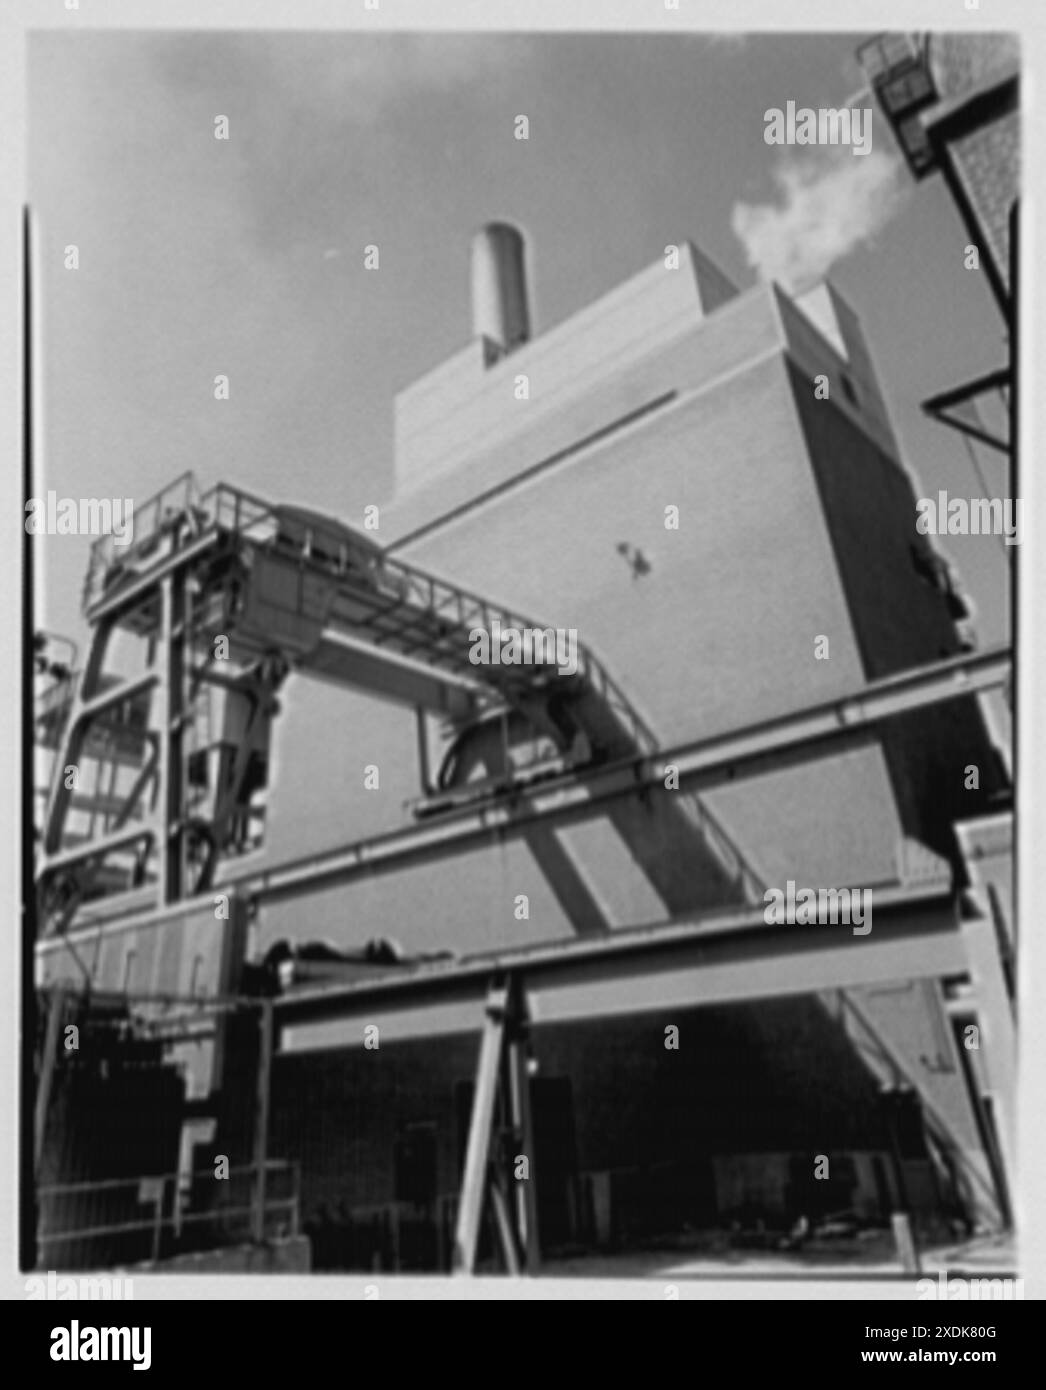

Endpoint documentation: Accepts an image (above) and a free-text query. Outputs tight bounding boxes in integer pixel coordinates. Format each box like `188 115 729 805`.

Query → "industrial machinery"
25 191 1016 1279
35 471 761 940
30 471 1016 1273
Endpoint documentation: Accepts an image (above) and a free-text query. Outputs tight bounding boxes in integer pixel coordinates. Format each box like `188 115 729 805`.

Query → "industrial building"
857 31 1018 316
29 35 1017 1280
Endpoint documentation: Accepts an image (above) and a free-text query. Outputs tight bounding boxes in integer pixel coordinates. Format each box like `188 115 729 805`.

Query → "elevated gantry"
35 472 757 938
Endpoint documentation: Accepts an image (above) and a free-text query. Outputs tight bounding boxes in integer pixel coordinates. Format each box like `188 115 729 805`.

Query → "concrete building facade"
34 225 1014 1270
211 233 1010 1263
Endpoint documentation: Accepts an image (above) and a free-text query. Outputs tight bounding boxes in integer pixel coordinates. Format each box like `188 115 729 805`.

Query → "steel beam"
252 1000 274 1244
235 647 1009 908
40 616 117 855
39 823 154 878
158 574 188 905
489 1182 521 1275
452 981 508 1273
836 990 1004 1225
303 632 478 719
75 670 159 728
516 910 965 1026
34 988 65 1179
272 883 956 1039
83 532 221 624
961 910 1017 1187
39 881 955 1036
507 1018 539 1272
38 639 1008 937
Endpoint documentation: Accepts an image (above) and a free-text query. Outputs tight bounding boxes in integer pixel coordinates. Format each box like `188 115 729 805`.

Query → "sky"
27 30 1011 657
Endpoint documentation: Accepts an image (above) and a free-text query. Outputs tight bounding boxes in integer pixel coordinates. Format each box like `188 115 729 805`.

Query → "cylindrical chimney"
470 221 531 358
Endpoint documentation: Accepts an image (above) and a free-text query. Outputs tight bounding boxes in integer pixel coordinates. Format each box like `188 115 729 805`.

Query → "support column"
452 975 540 1275
252 1000 274 1244
507 989 540 1273
34 987 65 1180
40 616 116 857
452 980 508 1273
961 910 1017 1195
415 708 432 795
158 573 188 905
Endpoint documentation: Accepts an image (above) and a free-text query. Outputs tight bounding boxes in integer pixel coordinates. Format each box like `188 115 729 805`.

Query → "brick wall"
949 111 1019 294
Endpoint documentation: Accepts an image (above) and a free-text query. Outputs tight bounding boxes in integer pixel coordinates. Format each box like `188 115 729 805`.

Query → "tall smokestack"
470 221 531 361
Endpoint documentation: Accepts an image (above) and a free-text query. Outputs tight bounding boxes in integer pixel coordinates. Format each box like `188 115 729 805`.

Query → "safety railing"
80 475 659 758
37 1160 299 1269
82 472 202 612
81 475 285 613
854 33 925 83
375 548 660 755
71 474 766 909
676 792 766 905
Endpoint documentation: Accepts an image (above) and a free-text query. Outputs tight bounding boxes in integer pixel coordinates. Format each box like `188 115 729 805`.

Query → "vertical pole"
172 1157 184 1239
1007 198 1018 752
252 999 274 1244
507 985 539 1273
489 1183 521 1275
891 1212 921 1275
434 1196 445 1273
87 756 103 839
882 1086 912 1213
34 987 64 1179
23 205 38 1272
158 574 187 906
41 615 115 858
879 1081 922 1274
102 754 120 835
452 980 507 1273
961 912 1017 1197
151 1183 164 1264
953 1028 1012 1229
415 708 431 795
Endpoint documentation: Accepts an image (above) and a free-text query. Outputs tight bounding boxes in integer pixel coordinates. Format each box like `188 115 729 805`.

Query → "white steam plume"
731 149 906 294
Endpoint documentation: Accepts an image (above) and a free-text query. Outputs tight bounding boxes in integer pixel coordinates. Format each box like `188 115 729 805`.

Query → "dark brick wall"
217 995 893 1241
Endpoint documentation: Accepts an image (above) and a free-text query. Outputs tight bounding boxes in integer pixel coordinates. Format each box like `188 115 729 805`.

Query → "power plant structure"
859 30 1017 575
31 206 1016 1277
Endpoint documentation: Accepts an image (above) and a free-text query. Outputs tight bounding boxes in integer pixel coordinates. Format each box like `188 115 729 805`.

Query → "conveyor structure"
35 472 761 938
